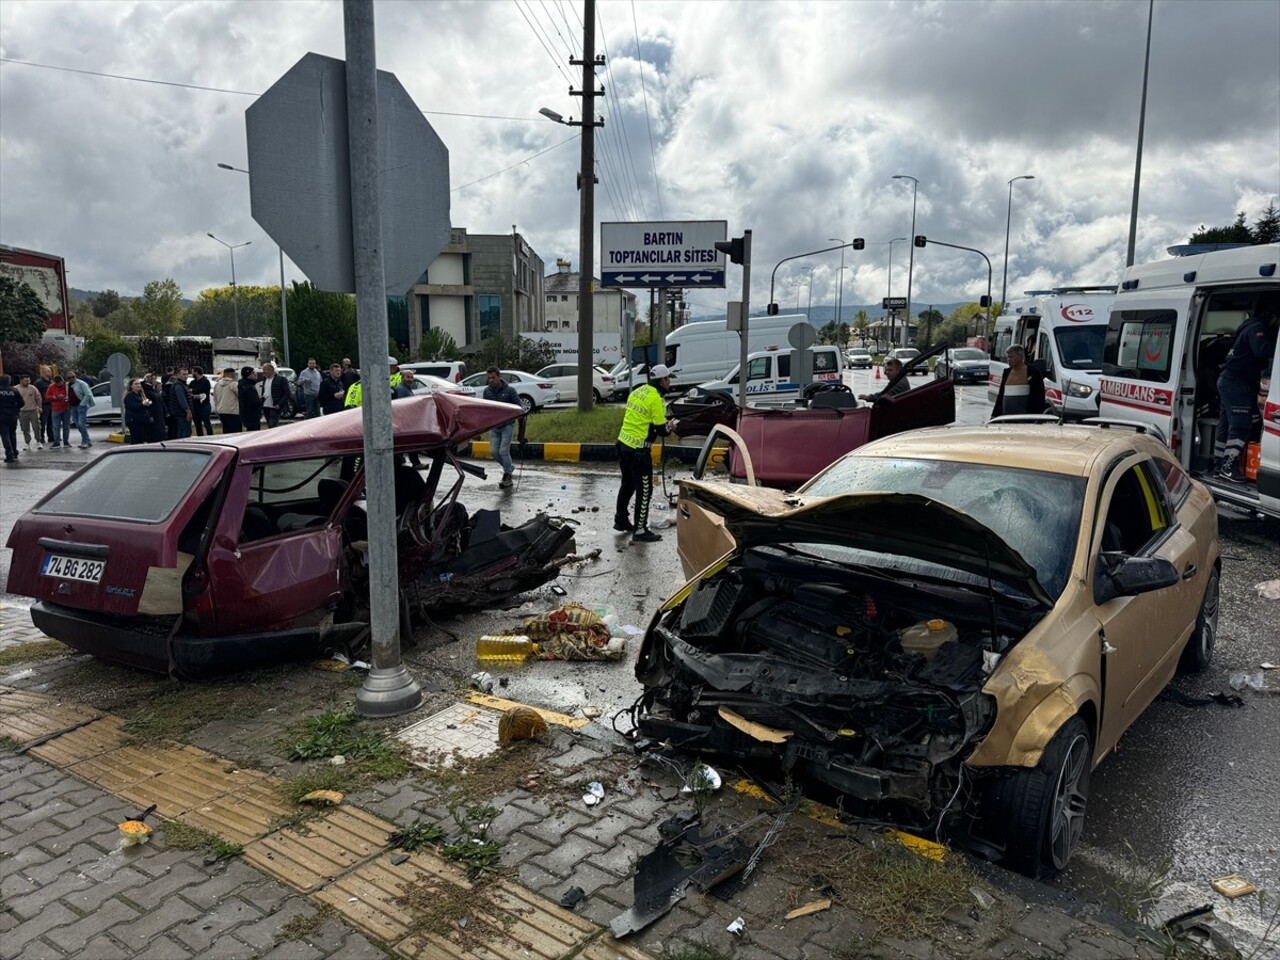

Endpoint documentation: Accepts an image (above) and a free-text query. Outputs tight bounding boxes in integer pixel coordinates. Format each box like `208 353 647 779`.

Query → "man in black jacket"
0 375 22 464
238 368 263 431
1215 295 1278 482
259 363 292 428
189 367 213 436
167 367 193 438
318 363 347 415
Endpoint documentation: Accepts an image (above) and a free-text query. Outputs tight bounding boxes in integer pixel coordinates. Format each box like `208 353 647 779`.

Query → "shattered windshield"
803 457 1086 599
1054 325 1106 370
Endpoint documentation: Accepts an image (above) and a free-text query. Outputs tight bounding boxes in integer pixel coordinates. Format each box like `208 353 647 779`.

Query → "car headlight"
1067 383 1094 398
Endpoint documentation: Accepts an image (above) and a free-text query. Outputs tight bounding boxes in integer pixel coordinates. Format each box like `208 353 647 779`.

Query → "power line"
512 0 576 89
451 133 579 192
629 0 664 219
0 57 544 121
597 4 648 220
538 0 577 62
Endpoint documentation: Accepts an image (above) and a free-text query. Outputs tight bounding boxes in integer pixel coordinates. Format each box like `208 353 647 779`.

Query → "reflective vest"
617 384 666 449
344 372 402 408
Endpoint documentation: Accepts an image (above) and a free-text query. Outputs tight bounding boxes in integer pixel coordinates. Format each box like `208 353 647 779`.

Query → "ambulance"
1097 243 1279 519
987 286 1117 418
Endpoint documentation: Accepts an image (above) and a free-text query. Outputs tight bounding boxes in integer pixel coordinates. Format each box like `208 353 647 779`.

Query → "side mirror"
1096 555 1179 604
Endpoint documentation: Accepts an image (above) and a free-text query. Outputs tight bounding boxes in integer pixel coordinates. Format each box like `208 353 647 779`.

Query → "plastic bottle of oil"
475 635 539 661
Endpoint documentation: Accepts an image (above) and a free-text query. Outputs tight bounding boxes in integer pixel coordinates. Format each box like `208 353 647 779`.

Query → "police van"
688 344 844 406
1097 243 1279 519
987 286 1116 418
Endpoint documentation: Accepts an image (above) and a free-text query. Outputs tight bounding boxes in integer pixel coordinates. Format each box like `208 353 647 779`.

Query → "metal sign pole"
738 230 752 410
345 0 421 718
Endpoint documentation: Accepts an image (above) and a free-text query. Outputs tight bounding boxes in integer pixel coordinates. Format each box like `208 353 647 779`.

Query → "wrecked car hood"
678 482 1054 607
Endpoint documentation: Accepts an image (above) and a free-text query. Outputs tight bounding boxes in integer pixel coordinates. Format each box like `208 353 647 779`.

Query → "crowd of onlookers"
2 356 397 459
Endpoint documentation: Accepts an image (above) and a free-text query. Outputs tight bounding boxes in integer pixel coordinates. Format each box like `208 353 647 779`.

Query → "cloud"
0 0 1276 320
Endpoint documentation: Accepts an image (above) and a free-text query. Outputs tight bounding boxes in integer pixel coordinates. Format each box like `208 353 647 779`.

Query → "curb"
465 439 705 465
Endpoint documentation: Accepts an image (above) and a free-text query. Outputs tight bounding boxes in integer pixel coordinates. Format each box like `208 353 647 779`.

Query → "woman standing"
45 375 70 448
142 374 166 442
122 378 153 444
992 344 1046 418
238 367 262 431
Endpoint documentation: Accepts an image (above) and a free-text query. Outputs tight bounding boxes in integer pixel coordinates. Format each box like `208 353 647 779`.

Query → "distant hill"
69 286 193 309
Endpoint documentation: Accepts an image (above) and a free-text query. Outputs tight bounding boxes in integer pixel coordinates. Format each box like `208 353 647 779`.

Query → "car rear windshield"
803 456 1086 599
34 451 212 523
951 349 987 361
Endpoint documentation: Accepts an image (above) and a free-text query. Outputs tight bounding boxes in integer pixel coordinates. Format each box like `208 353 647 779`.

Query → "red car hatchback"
6 393 574 678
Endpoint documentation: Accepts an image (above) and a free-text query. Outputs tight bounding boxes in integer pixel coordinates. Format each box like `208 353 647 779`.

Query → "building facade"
398 228 545 359
540 259 636 334
0 244 71 332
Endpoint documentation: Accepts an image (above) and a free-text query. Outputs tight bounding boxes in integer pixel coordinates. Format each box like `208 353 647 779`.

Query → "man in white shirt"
297 357 322 419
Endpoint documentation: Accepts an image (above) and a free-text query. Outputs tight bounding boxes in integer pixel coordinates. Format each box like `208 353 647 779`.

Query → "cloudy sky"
1 0 1277 317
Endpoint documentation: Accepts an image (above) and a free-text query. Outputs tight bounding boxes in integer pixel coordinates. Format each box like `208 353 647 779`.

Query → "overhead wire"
629 0 665 219
596 3 649 220
538 0 578 61
451 133 579 193
512 0 577 89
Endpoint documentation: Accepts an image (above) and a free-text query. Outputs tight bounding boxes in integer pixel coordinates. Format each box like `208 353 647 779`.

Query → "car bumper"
30 601 328 679
951 370 989 383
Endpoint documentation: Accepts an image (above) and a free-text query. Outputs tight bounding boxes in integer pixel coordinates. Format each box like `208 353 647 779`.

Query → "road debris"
1254 579 1280 600
726 917 746 935
785 899 832 921
497 705 549 745
1160 904 1243 958
583 781 606 806
522 602 626 661
390 853 410 866
299 789 344 806
1211 874 1257 897
1228 671 1266 692
559 886 587 909
582 705 603 719
470 671 496 693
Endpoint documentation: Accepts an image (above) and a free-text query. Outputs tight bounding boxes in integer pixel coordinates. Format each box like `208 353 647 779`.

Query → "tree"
0 277 49 344
183 285 279 339
918 308 945 345
101 303 139 336
0 337 66 379
91 289 123 318
417 329 460 361
470 334 558 374
266 281 358 367
131 279 185 337
77 332 139 381
1189 211 1255 245
817 320 840 345
1254 200 1280 244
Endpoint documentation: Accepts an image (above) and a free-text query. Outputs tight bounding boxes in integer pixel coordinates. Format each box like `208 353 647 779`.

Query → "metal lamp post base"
356 665 423 718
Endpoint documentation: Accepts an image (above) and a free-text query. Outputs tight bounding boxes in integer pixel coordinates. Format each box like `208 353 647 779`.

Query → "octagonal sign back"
246 52 450 295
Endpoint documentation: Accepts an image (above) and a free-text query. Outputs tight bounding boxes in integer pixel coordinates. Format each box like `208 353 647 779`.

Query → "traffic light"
767 303 779 316
914 235 927 247
979 295 992 308
715 236 746 264
852 238 865 250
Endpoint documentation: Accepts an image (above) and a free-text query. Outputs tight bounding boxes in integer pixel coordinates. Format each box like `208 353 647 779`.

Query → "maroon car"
5 394 575 678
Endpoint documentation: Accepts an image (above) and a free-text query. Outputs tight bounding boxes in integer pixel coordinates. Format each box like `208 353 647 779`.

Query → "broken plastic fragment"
390 853 409 866
583 781 606 805
982 650 1002 674
330 755 346 766
727 917 746 935
681 764 722 794
718 706 792 743
300 789 344 806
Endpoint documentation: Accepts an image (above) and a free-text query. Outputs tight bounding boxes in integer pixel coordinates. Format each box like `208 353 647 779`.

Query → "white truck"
632 314 816 389
987 286 1116 418
1097 243 1278 519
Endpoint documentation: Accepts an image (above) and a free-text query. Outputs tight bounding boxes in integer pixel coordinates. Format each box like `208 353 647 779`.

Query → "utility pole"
570 0 604 411
345 0 421 718
656 287 667 369
1127 0 1154 267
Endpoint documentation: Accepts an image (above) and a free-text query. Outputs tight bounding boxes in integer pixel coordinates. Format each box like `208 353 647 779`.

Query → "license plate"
41 555 105 584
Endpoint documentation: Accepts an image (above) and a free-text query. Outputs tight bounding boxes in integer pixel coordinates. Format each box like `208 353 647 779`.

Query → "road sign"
788 322 816 385
882 296 908 310
246 53 450 295
600 220 727 288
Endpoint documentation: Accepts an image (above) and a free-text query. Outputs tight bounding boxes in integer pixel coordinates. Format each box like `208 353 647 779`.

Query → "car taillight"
602 376 614 382
537 383 554 389
454 373 462 382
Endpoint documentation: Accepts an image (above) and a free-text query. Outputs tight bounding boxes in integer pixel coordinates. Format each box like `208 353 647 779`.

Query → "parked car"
404 374 476 397
845 348 874 369
85 381 122 424
649 420 1219 878
887 347 926 374
934 347 991 384
533 363 616 403
5 394 577 678
460 370 559 412
401 360 468 383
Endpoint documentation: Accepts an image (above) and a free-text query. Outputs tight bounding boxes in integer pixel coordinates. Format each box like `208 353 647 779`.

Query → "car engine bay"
636 545 1047 831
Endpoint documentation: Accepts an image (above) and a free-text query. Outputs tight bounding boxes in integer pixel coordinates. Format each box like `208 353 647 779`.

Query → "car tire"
593 388 603 403
988 715 1091 879
519 395 534 414
1178 565 1219 673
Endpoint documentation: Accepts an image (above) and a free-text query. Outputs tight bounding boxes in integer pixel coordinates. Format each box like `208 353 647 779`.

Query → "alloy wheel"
1049 732 1090 869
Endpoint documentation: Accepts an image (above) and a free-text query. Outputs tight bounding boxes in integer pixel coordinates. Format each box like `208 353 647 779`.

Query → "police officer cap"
650 364 671 379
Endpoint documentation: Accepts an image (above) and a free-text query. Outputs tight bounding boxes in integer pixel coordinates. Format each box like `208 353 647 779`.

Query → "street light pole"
1001 175 1035 313
207 232 251 337
1127 0 1154 267
828 237 845 337
885 237 906 347
806 267 814 320
217 163 290 362
893 175 919 347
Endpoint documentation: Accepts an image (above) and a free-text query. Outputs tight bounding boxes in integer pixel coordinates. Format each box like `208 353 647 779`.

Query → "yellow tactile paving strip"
0 683 651 959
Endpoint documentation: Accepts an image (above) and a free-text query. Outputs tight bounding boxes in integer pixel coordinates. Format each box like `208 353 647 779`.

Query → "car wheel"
519 395 534 414
1178 565 1219 673
593 388 603 403
989 715 1091 879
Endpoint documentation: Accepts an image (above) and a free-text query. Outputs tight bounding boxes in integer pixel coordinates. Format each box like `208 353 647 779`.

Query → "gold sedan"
638 422 1219 877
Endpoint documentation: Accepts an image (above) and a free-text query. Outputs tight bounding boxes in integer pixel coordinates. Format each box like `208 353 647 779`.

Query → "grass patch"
278 904 336 943
415 739 555 805
781 832 976 942
0 639 72 668
396 873 505 945
275 708 411 807
0 736 20 752
1106 841 1171 922
388 820 445 852
521 406 625 444
118 683 257 743
161 820 243 861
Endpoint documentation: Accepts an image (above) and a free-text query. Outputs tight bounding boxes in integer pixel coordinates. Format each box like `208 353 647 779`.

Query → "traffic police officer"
615 364 678 543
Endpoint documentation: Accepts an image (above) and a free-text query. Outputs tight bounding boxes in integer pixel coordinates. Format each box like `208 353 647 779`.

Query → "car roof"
855 423 1167 476
150 393 517 464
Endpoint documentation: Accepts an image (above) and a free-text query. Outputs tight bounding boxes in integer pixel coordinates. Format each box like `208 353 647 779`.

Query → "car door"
1092 456 1202 750
743 355 774 397
868 377 956 440
1260 349 1280 517
1037 330 1060 413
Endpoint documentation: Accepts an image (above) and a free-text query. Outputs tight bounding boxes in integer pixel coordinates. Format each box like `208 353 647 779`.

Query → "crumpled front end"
636 548 1021 830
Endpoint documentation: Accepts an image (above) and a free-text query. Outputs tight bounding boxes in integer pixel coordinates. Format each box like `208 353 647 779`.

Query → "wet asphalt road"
1 380 1277 944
